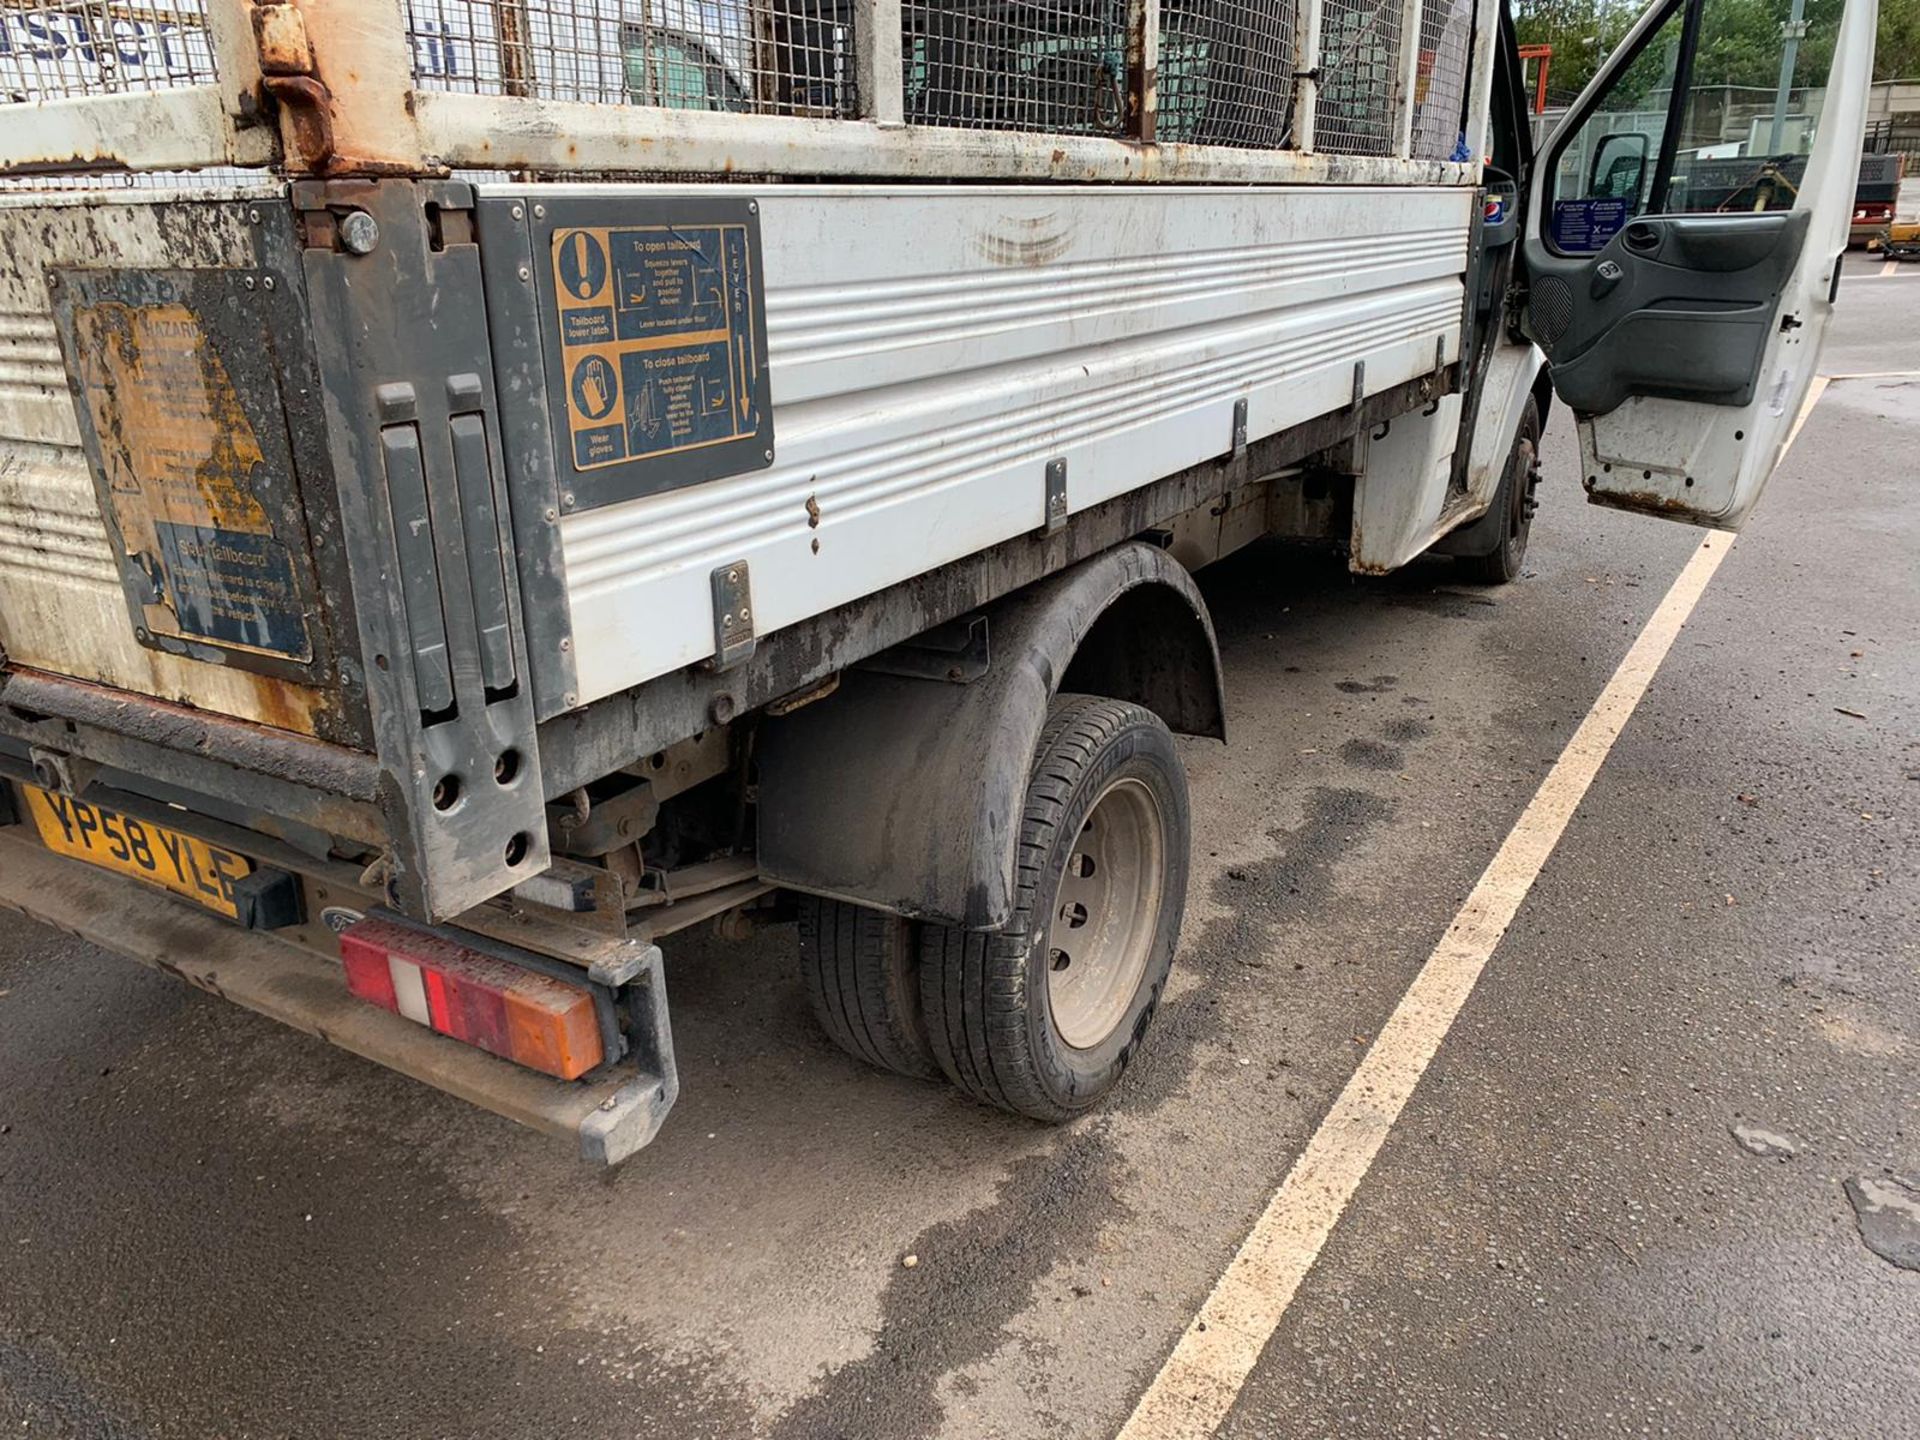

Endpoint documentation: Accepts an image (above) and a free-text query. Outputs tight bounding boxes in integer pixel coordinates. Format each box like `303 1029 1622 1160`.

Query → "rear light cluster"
1855 204 1895 224
339 918 604 1080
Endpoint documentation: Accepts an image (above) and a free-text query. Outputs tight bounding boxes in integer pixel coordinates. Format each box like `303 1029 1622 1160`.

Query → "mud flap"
756 542 1223 931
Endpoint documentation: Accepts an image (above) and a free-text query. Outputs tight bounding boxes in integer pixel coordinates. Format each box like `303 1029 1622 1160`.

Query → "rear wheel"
1459 397 1541 585
919 695 1190 1122
797 896 940 1080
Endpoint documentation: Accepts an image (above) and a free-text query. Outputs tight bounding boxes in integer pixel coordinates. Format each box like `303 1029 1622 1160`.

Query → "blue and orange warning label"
551 223 763 474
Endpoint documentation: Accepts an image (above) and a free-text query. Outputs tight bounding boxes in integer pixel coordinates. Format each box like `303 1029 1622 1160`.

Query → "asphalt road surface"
2 256 1915 1440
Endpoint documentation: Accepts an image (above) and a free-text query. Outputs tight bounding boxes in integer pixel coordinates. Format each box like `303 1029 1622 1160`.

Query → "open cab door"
1519 0 1877 528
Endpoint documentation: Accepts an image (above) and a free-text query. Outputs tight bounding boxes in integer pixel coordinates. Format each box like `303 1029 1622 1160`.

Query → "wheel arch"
1530 361 1555 433
1433 338 1549 558
757 542 1223 931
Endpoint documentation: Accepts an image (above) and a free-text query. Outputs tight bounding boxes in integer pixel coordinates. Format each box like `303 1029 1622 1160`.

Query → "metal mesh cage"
1 1 218 103
900 0 1130 135
395 0 1446 159
1410 0 1469 160
0 170 269 194
1313 0 1398 155
407 0 858 117
1156 0 1297 149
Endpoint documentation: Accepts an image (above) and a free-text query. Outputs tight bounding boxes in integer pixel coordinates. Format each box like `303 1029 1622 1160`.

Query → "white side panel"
1460 338 1545 513
1350 394 1464 572
552 184 1475 703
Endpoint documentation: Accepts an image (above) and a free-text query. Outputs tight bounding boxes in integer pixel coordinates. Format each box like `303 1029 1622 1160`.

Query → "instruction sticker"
550 221 769 484
1550 197 1630 254
66 297 314 662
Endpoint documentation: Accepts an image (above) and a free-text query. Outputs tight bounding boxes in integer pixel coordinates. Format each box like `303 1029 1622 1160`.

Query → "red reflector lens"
337 919 604 1080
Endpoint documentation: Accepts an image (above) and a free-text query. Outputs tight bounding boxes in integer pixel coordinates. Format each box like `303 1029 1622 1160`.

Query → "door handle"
1623 222 1661 255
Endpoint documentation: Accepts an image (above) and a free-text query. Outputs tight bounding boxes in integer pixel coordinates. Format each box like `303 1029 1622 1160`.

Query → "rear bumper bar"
0 830 676 1166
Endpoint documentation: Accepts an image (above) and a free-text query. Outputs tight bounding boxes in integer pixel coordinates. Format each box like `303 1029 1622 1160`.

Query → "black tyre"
1459 397 1541 585
919 695 1190 1122
797 896 941 1081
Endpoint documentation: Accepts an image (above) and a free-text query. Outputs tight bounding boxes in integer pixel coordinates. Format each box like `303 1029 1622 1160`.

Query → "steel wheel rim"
1508 436 1537 548
1505 432 1536 549
1045 776 1165 1050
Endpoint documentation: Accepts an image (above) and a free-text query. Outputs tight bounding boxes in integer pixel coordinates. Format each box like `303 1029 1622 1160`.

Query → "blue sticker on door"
1551 198 1631 254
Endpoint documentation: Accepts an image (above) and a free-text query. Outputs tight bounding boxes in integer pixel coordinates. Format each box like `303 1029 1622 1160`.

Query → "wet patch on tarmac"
0 939 762 1440
1113 787 1394 1116
0 1336 149 1440
767 1123 1128 1439
1339 737 1403 771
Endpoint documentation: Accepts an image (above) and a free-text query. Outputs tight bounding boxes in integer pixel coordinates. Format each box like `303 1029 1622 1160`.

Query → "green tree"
1513 0 1915 93
1876 0 1920 77
1512 0 1647 99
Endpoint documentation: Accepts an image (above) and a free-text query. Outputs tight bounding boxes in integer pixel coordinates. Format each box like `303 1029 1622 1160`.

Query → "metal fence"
407 0 857 115
0 0 218 103
0 0 1485 176
399 0 1460 155
1410 0 1469 160
1865 117 1920 162
1156 0 1298 149
1314 0 1397 155
901 0 1124 135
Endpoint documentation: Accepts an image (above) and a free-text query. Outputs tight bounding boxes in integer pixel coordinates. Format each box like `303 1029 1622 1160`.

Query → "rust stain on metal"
252 1 317 75
67 296 321 673
253 0 437 176
0 155 134 178
496 0 536 99
1607 485 1700 516
264 74 337 172
241 669 327 734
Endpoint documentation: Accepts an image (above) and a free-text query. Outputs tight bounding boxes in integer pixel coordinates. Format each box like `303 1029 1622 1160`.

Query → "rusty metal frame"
0 0 273 178
0 87 274 177
0 0 1490 185
1125 0 1160 143
417 93 1473 183
403 0 1471 179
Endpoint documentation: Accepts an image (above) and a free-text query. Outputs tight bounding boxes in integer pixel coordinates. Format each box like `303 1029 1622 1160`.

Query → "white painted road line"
1787 375 1832 455
1115 531 1736 1439
1115 377 1838 1439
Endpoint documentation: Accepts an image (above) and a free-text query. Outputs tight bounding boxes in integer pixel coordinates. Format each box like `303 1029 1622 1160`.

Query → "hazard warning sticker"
56 273 321 667
539 199 772 510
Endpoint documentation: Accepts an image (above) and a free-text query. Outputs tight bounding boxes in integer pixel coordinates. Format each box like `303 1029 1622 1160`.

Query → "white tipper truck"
0 0 1874 1161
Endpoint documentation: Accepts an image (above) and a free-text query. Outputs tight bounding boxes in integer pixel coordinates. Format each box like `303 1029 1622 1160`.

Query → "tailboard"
0 187 367 749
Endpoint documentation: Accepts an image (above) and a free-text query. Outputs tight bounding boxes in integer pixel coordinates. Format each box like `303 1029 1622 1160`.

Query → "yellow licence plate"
21 785 252 919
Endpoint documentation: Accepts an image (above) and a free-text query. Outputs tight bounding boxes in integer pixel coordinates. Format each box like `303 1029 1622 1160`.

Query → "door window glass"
1667 0 1842 214
1544 0 1845 253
